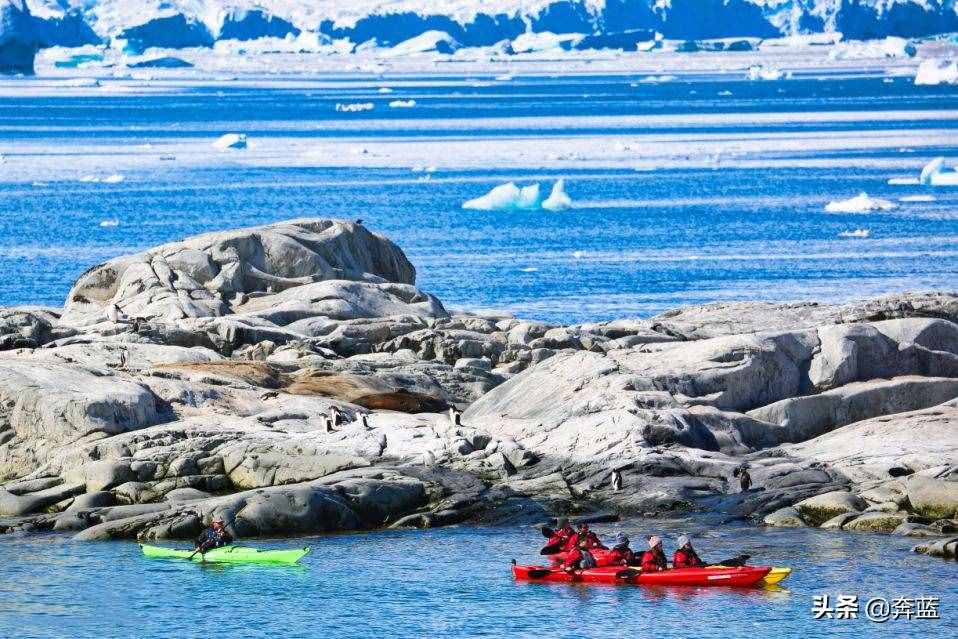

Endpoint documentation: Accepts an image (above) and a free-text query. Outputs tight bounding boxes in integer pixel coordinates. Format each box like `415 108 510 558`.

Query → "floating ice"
838 229 870 238
919 156 958 185
213 133 247 150
386 31 459 56
633 75 676 84
99 218 120 228
830 37 916 60
59 78 101 88
519 267 539 272
336 102 374 113
900 195 936 202
747 65 784 81
825 193 897 213
388 99 416 108
914 59 958 86
887 177 920 185
102 174 124 183
495 74 513 81
462 182 541 211
510 31 580 53
541 179 573 211
377 87 393 93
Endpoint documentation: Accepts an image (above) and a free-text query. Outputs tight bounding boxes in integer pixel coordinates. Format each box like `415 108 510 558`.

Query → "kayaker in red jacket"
672 535 706 569
574 523 606 550
605 533 636 566
639 535 668 572
545 518 577 552
561 538 598 572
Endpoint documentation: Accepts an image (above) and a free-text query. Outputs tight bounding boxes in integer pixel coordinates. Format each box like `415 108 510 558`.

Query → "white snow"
388 99 416 108
747 65 784 81
385 30 458 57
914 59 958 86
541 179 573 211
829 37 915 60
336 102 374 112
824 192 897 213
462 182 541 211
212 133 247 150
838 229 870 238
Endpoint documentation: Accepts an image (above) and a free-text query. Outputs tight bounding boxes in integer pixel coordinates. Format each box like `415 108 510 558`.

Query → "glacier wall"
6 1 958 72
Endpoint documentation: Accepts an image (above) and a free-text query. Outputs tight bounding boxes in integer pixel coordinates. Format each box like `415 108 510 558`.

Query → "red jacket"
598 547 635 566
672 549 705 569
578 531 605 550
640 549 668 572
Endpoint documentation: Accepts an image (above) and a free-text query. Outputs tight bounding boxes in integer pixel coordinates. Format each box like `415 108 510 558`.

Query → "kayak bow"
140 544 310 565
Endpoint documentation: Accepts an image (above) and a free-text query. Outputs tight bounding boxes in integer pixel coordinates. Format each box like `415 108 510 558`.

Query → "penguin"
360 413 369 430
107 303 120 324
448 407 461 426
612 468 623 493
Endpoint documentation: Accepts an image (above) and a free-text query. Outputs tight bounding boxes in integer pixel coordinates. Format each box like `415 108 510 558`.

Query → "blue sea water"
0 522 955 639
0 73 956 323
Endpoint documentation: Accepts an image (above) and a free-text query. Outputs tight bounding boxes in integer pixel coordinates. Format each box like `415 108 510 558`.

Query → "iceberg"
919 156 958 185
830 37 916 60
747 65 784 81
385 30 459 56
838 229 870 238
99 218 120 227
462 182 541 211
213 133 247 150
388 99 416 108
541 179 573 211
825 193 897 213
0 0 37 75
510 31 581 53
887 177 920 185
914 59 958 86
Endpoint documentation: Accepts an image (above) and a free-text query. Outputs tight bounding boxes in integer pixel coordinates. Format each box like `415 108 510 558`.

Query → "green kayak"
140 544 310 565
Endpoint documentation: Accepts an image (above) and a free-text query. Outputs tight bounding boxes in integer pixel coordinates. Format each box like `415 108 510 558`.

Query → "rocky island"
0 218 955 561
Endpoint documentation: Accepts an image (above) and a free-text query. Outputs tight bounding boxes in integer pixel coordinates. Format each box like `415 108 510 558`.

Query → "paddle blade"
540 526 555 539
616 569 639 580
540 543 561 555
527 568 552 579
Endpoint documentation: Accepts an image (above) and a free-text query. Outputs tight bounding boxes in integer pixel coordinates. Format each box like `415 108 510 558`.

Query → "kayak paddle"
539 542 561 555
540 526 555 538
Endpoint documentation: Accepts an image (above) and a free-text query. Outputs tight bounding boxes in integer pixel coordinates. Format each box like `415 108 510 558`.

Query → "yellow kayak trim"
762 567 792 585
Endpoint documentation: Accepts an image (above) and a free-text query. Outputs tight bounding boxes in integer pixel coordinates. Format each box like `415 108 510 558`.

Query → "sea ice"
919 156 958 185
747 65 784 81
825 193 897 213
99 218 120 227
336 102 374 112
914 59 958 86
462 182 541 211
386 31 459 56
887 177 920 185
377 87 393 93
838 229 870 238
388 99 416 108
102 174 124 183
899 195 935 202
541 179 573 211
213 133 247 150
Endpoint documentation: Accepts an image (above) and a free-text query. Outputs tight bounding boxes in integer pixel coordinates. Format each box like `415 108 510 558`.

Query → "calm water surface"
0 522 954 638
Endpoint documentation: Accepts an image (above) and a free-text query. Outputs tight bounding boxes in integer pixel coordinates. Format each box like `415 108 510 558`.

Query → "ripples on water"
0 523 955 638
1 74 957 322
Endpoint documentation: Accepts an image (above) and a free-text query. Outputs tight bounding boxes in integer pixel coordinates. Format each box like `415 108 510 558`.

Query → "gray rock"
795 490 865 526
0 482 83 516
844 512 906 533
820 512 858 530
906 476 958 519
763 507 806 528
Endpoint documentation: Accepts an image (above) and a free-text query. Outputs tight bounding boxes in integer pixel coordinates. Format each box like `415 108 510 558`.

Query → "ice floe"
825 193 897 213
336 102 374 113
213 133 247 150
541 179 573 211
388 99 416 108
838 229 870 238
99 218 120 227
899 195 935 202
747 65 784 81
80 173 124 183
919 156 958 185
829 37 915 60
463 182 540 211
887 177 920 185
914 59 958 86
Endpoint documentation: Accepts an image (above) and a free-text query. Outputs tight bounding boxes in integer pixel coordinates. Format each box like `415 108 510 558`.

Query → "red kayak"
512 563 771 587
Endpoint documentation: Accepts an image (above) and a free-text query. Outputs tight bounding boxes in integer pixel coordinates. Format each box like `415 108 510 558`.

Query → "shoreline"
0 218 955 561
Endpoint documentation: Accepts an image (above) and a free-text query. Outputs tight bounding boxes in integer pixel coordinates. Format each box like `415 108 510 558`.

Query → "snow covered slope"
3 0 956 72
22 1 958 51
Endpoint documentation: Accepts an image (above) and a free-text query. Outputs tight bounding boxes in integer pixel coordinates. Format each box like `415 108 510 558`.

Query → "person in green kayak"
194 520 233 553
